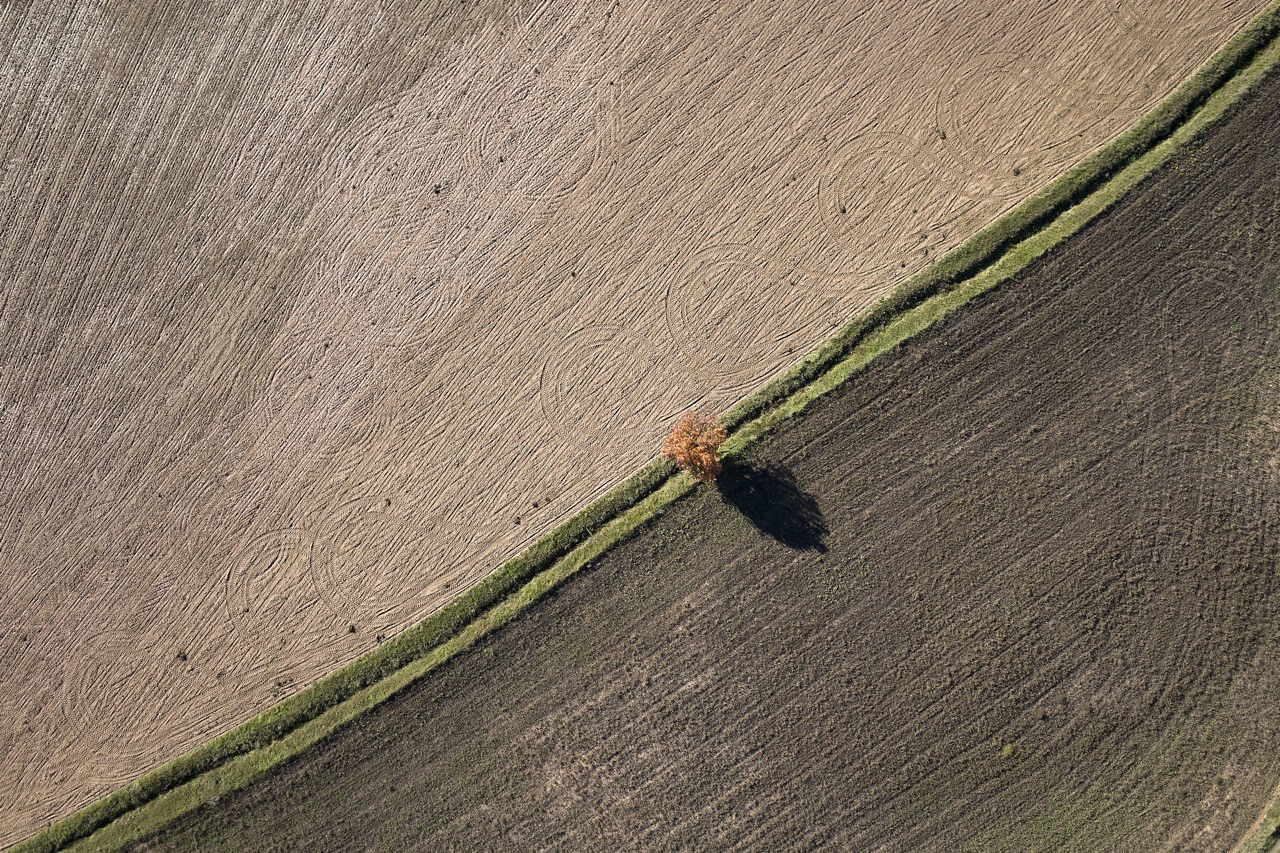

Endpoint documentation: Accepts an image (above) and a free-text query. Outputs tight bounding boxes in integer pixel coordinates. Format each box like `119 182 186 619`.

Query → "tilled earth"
140 67 1280 852
0 0 1261 837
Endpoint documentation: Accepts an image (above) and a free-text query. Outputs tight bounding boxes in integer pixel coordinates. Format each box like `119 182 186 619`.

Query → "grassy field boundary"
19 5 1280 850
1239 775 1280 853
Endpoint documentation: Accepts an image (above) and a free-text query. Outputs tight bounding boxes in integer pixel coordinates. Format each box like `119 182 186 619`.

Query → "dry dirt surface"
140 65 1280 852
0 0 1263 842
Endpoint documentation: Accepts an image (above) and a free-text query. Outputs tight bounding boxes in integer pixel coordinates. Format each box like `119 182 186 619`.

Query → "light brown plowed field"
0 0 1261 842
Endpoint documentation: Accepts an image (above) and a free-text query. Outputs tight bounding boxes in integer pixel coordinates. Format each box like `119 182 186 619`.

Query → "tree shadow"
717 461 829 552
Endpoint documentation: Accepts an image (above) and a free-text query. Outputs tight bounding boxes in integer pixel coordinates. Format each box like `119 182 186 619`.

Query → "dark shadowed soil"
141 71 1280 852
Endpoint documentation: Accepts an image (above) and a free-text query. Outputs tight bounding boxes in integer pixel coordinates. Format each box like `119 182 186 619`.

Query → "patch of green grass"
813 556 875 604
1240 787 1280 853
22 4 1280 850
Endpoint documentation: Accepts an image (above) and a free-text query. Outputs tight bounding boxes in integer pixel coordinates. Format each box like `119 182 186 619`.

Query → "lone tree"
662 411 728 482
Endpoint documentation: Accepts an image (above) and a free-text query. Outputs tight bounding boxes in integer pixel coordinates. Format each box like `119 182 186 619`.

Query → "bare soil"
140 65 1280 852
0 0 1262 841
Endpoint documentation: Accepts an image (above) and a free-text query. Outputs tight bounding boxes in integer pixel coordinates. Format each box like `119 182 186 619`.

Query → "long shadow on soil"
716 461 828 551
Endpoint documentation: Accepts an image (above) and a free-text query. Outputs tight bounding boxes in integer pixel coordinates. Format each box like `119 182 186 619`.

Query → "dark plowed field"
141 72 1280 852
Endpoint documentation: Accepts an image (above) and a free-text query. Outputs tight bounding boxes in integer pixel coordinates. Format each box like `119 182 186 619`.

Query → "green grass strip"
18 3 1280 850
1240 780 1280 852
